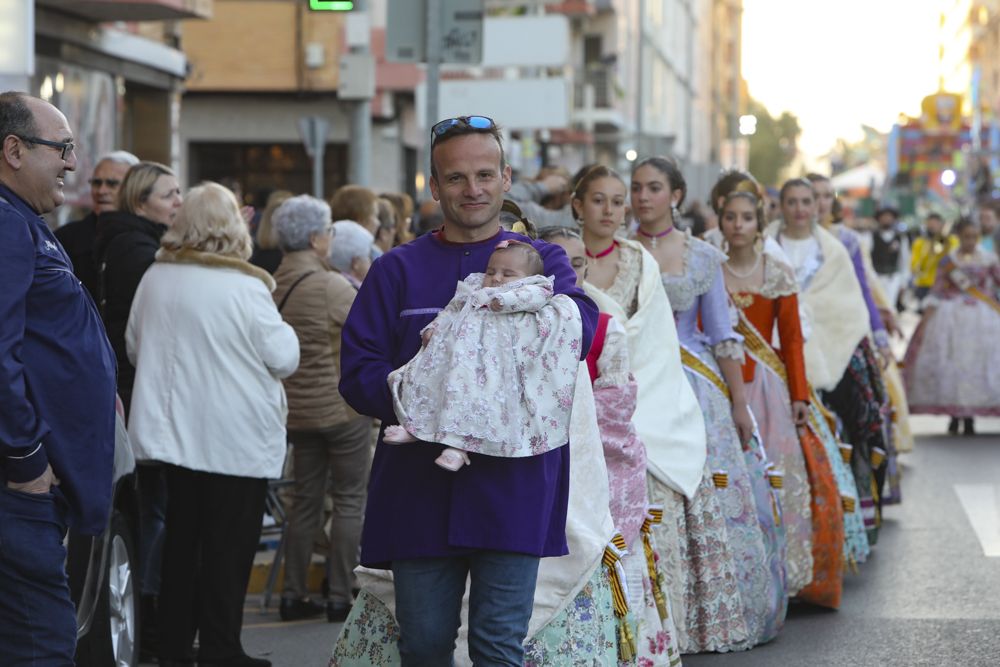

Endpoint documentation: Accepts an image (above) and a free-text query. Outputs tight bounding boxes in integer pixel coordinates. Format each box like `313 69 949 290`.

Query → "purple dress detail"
339 230 598 569
835 226 888 345
662 235 786 650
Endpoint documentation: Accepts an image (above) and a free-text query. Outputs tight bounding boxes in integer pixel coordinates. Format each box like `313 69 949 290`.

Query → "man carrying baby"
339 115 598 666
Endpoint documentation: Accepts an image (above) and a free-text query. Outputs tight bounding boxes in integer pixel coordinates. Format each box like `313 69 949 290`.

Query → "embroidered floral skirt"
329 567 618 667
822 340 887 545
904 297 1000 418
683 360 787 649
808 403 871 568
745 365 814 595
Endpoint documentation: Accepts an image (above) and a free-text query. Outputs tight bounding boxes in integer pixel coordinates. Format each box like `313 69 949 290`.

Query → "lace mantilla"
660 231 728 312
778 234 823 292
604 240 642 318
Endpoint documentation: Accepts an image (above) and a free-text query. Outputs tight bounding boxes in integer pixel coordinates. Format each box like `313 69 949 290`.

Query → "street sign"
297 115 329 198
386 0 483 64
417 78 570 129
297 116 329 159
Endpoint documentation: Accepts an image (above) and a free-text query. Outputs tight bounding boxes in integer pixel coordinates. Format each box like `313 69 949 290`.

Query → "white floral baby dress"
388 273 583 457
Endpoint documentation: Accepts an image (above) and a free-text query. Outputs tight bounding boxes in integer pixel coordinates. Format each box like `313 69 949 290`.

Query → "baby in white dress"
384 240 582 470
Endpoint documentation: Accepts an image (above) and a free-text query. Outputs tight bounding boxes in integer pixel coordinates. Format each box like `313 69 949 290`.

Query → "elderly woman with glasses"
329 219 377 289
269 196 374 623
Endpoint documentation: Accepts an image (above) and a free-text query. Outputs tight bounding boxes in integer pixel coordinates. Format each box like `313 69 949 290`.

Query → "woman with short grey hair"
271 201 373 625
273 195 333 253
329 220 376 289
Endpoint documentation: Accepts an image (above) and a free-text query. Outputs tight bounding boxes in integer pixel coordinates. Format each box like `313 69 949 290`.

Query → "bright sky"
742 0 943 160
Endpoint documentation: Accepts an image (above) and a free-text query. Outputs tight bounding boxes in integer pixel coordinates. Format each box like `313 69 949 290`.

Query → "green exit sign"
309 0 354 9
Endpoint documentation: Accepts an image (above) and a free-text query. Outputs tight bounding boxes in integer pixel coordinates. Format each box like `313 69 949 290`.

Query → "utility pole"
635 0 645 159
731 0 742 151
348 0 372 186
422 0 442 198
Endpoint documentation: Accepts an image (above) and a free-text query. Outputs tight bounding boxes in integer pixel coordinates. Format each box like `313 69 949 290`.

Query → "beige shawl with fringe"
765 222 869 391
585 240 707 499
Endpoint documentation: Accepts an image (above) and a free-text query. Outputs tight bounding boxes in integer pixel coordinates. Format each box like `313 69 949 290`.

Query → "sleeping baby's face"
484 249 532 287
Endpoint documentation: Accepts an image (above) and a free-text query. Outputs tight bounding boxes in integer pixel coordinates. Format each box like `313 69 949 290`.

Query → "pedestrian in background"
380 190 415 246
374 196 398 253
0 90 117 664
330 183 379 236
127 182 299 667
93 159 183 657
250 189 292 274
910 213 957 307
904 217 1000 435
95 161 182 414
271 195 372 623
328 219 376 289
55 149 139 298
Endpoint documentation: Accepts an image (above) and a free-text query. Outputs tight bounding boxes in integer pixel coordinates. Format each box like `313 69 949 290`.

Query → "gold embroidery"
680 346 731 400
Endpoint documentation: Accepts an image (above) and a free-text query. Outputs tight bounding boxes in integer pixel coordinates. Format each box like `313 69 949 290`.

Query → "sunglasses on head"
430 115 496 143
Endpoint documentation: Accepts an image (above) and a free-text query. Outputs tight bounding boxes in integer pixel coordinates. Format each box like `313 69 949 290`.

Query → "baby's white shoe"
383 425 417 444
435 448 471 471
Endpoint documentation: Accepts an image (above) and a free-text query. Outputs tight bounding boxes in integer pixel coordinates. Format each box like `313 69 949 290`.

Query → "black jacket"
94 211 167 416
54 212 100 300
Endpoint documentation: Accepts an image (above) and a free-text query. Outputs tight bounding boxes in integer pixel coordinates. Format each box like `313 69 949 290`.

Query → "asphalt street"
232 416 1000 666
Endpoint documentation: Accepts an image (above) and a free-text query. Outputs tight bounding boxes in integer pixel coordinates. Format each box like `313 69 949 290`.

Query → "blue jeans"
0 488 76 666
393 551 540 667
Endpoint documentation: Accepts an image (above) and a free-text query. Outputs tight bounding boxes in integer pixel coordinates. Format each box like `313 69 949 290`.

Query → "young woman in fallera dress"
904 217 1000 433
716 188 846 608
765 179 888 545
630 156 787 651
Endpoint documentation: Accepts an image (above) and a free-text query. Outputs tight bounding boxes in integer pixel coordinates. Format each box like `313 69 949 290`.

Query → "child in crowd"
384 240 583 470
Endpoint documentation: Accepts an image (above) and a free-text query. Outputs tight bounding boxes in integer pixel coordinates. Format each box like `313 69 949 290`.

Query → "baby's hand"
421 328 434 347
489 297 503 312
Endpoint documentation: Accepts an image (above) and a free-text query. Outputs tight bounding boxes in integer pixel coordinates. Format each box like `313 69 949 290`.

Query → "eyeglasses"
89 178 121 188
430 116 496 143
16 135 75 160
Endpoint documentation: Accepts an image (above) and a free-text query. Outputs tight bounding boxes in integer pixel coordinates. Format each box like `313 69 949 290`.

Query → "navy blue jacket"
0 184 117 535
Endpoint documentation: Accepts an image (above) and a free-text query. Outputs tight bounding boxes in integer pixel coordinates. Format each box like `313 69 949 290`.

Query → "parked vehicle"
68 400 140 666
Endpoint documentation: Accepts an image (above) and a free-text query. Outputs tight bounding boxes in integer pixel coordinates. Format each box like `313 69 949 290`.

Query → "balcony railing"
573 65 615 110
37 0 212 22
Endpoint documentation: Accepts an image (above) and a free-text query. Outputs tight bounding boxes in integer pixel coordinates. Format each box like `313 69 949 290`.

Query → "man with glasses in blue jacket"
0 91 117 664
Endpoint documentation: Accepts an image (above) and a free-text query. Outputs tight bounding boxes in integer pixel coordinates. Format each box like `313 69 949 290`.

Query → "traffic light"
309 0 354 10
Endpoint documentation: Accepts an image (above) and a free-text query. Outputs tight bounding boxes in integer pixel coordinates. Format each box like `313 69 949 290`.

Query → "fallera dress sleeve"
843 230 888 346
775 292 810 403
700 264 745 362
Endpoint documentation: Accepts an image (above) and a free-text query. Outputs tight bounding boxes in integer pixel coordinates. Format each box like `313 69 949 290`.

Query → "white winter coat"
126 248 300 478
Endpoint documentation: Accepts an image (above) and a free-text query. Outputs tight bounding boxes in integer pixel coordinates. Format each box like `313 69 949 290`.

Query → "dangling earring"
754 232 764 254
671 204 681 225
721 237 730 255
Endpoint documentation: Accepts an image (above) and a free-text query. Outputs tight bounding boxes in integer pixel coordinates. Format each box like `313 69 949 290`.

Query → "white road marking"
955 484 1000 557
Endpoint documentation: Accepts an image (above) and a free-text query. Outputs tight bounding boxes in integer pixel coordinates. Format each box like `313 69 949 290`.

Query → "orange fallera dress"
729 257 845 608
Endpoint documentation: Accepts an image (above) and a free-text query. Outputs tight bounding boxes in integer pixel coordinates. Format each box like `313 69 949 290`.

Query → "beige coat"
273 251 358 431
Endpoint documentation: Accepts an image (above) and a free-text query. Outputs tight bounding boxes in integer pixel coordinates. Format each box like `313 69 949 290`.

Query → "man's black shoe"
964 417 976 436
326 600 352 623
279 597 325 622
948 417 960 435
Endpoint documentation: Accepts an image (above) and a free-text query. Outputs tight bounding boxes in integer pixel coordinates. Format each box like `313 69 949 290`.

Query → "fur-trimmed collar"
155 247 276 291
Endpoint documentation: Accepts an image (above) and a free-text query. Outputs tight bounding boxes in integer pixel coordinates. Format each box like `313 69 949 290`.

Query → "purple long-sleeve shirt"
339 229 598 568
